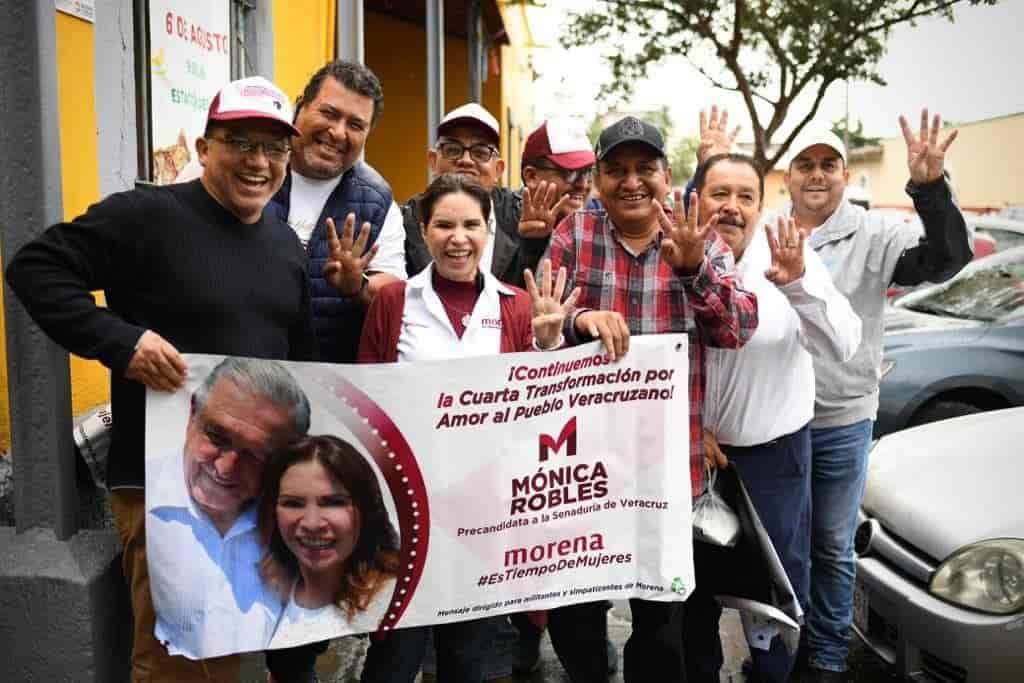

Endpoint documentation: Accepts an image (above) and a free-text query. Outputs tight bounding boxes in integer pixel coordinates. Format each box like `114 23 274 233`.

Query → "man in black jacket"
403 103 535 287
6 76 314 683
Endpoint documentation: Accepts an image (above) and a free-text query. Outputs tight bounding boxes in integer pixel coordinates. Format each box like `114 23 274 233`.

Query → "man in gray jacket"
770 110 971 680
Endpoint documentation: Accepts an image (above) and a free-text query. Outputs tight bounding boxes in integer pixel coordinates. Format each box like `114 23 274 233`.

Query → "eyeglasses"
209 135 291 162
437 140 498 164
531 162 593 184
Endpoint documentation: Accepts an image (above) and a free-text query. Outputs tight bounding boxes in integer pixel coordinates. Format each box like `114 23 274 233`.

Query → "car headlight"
930 539 1024 615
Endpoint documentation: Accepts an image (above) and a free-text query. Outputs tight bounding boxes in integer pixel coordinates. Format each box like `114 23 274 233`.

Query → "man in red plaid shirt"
541 116 759 683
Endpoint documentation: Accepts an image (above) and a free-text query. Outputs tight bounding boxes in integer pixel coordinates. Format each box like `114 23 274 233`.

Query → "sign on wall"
148 0 231 184
56 0 96 23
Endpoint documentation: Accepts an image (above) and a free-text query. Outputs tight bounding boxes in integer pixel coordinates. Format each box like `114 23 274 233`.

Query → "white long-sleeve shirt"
704 228 862 446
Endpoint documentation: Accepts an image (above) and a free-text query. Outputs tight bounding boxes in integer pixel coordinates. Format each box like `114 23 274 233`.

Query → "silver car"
854 407 1024 681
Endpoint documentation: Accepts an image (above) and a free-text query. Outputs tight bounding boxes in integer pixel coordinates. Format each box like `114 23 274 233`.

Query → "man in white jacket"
680 153 862 683
770 111 970 681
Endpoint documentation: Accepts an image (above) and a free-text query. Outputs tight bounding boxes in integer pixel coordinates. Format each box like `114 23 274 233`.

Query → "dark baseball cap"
594 116 666 162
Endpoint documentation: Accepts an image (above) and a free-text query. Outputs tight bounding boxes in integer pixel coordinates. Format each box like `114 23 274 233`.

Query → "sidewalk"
299 601 889 683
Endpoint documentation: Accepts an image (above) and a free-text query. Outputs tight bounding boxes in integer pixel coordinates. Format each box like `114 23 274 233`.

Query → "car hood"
863 408 1024 562
883 306 984 334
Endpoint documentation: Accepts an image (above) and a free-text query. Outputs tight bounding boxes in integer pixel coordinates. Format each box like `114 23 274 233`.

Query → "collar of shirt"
407 262 513 299
407 264 511 332
583 209 665 259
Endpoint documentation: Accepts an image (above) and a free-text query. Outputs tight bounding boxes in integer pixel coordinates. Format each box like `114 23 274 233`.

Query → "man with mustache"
147 357 310 660
766 112 970 681
541 116 759 682
5 76 316 681
680 153 861 683
271 60 407 363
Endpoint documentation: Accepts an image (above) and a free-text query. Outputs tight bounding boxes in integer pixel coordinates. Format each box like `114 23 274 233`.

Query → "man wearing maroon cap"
518 118 596 240
6 76 315 682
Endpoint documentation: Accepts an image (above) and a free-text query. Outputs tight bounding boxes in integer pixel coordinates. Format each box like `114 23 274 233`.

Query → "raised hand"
900 108 958 186
658 190 715 274
126 330 187 392
524 258 580 351
698 105 741 165
518 181 573 239
764 215 806 286
323 213 378 297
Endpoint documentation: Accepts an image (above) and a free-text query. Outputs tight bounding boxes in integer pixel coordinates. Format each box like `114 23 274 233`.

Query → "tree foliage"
831 117 880 149
669 136 700 182
562 0 997 168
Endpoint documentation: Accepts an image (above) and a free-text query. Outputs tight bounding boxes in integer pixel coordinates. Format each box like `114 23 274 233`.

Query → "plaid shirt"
544 209 759 498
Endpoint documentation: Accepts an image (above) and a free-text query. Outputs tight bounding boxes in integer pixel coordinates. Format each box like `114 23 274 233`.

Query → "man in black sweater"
6 76 314 683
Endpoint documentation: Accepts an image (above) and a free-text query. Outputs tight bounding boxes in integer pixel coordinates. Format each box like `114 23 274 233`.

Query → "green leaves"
560 0 992 166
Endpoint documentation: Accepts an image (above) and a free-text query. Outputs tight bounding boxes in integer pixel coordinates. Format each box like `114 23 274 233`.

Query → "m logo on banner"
539 416 577 462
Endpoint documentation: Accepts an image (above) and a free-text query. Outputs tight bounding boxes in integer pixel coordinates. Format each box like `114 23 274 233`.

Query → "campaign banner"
145 336 694 659
148 0 231 184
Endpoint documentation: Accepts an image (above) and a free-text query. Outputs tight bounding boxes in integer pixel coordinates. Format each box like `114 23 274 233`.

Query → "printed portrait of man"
146 357 311 660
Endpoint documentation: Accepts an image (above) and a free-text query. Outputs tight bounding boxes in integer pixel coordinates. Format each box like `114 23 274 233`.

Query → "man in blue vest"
270 60 407 363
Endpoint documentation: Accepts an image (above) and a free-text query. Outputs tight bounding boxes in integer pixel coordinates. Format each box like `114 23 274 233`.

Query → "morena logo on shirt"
480 317 502 330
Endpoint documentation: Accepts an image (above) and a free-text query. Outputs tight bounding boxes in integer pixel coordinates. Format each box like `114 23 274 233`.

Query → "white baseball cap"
437 103 501 144
782 127 847 168
206 76 300 137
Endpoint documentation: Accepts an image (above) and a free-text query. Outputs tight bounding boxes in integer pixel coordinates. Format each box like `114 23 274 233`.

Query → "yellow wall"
0 12 112 454
497 1 540 192
846 113 1024 211
272 0 336 107
365 13 505 204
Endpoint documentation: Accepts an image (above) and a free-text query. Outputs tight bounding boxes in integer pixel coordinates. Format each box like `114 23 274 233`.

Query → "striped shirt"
544 209 759 497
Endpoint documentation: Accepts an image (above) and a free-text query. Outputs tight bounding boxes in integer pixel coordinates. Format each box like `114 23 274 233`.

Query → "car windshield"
902 260 1024 322
901 250 1024 323
978 228 1024 252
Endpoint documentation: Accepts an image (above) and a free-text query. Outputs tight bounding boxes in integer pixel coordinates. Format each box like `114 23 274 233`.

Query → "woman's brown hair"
258 435 399 617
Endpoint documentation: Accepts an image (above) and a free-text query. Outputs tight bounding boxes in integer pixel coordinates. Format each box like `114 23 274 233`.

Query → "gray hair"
194 357 311 436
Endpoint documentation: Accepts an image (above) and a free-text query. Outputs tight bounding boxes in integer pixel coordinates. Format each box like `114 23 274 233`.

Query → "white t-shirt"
268 576 397 649
286 171 344 248
287 169 407 279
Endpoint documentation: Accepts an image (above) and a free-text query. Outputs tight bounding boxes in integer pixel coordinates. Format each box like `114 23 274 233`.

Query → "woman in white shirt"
357 172 577 683
259 435 399 652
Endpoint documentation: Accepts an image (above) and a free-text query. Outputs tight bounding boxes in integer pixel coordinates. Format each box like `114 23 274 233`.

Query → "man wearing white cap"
766 110 971 680
6 75 315 682
404 102 535 287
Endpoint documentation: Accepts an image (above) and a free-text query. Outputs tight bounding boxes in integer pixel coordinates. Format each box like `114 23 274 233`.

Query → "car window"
904 261 1024 321
977 228 1024 252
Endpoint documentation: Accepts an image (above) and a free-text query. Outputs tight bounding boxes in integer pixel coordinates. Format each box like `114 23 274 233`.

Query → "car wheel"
909 400 984 428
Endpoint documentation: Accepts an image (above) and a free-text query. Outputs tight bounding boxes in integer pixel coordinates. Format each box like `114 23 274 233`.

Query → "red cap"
521 119 595 170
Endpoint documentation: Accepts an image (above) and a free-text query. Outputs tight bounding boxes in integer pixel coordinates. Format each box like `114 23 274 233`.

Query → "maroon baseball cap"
522 118 595 170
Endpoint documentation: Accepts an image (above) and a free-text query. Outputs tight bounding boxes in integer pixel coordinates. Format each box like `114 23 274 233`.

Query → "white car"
854 408 1024 681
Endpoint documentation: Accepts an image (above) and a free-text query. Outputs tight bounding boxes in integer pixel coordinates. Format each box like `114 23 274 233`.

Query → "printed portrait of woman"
258 435 400 649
